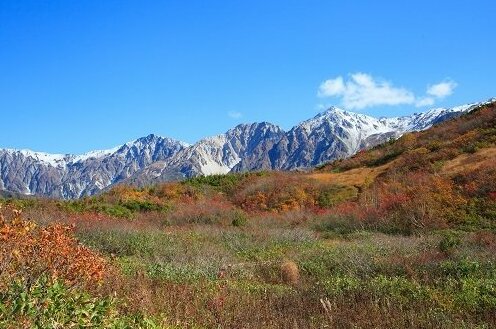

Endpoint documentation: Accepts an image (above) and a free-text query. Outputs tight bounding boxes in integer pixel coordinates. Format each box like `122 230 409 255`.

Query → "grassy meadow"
0 103 495 328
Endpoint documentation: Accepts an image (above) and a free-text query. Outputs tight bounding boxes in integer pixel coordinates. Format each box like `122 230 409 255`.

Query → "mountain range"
1 99 493 199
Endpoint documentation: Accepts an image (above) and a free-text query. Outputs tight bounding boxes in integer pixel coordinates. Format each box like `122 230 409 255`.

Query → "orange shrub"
0 205 108 290
454 163 496 198
331 172 468 233
153 182 199 201
233 173 318 212
393 147 431 172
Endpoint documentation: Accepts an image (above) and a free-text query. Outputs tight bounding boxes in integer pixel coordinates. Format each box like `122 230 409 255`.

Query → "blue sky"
1 0 494 154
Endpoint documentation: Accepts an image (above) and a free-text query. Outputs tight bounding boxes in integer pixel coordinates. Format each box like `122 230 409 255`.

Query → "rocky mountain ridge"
0 99 491 198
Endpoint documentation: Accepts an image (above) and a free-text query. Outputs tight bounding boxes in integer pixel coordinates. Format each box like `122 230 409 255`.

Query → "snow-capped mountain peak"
2 149 70 167
0 98 493 198
383 102 479 132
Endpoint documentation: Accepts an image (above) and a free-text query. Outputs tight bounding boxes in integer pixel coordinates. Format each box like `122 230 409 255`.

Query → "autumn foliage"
0 204 108 290
0 102 494 328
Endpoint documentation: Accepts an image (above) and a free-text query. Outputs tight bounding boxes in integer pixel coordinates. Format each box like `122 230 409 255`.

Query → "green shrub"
90 203 133 218
58 200 87 213
78 229 171 257
366 149 403 167
462 144 478 154
452 277 496 311
120 199 168 213
184 172 267 194
317 185 358 208
59 199 134 218
368 275 429 303
439 231 462 253
431 160 445 173
440 259 483 279
1 198 38 209
321 275 361 296
231 210 248 227
313 214 361 236
147 263 216 283
427 140 443 152
0 276 159 328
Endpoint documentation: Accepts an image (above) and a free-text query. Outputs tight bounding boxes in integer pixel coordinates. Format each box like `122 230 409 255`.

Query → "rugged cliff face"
233 103 481 171
122 122 285 187
0 135 187 198
0 100 487 198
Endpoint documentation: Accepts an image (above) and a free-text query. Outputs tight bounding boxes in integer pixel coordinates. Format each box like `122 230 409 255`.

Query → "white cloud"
318 73 457 110
317 77 345 97
427 80 457 98
318 73 415 110
227 111 242 119
415 97 435 107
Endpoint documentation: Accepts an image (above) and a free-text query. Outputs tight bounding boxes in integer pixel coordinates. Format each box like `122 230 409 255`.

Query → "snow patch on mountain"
0 98 493 198
2 149 69 167
72 146 122 163
383 102 479 132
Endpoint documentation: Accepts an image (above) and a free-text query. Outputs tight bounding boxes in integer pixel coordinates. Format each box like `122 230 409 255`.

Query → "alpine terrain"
0 99 492 198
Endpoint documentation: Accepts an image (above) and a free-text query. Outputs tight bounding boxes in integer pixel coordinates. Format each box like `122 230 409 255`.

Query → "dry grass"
2 104 496 327
3 196 496 328
441 146 496 175
280 260 300 285
307 162 392 187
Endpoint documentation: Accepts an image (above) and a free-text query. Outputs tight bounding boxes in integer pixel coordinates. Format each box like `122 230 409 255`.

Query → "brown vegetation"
1 102 495 328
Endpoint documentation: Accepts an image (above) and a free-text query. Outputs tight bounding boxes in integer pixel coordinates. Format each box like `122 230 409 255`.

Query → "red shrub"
0 205 108 289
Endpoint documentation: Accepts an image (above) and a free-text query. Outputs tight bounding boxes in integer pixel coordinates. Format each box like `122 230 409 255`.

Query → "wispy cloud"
227 111 242 119
427 80 457 98
415 97 435 107
318 73 457 110
318 73 415 110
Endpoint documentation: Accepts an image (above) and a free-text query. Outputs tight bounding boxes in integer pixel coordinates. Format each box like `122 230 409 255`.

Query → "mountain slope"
321 99 496 176
0 135 187 198
234 102 481 171
0 99 492 198
125 122 285 186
